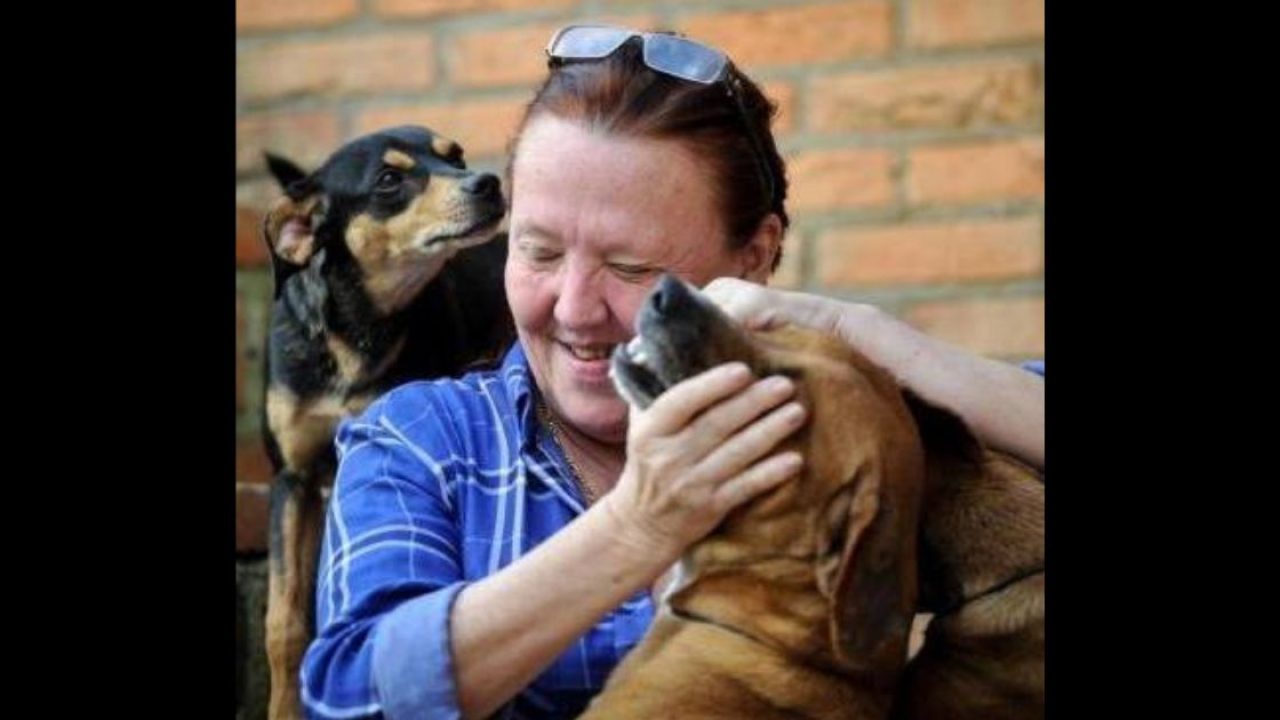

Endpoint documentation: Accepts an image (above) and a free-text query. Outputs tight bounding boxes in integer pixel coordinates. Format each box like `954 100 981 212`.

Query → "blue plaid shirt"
301 343 654 720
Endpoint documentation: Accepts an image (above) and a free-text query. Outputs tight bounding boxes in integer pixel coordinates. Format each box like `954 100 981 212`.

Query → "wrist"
836 302 930 386
596 492 683 574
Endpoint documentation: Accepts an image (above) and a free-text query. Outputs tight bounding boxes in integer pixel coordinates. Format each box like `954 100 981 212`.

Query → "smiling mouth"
560 341 616 363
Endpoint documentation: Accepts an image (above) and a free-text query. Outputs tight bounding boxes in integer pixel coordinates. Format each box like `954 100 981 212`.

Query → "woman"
300 25 1043 720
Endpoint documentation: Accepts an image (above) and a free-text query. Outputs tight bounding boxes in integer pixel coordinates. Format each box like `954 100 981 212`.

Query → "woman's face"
506 115 771 445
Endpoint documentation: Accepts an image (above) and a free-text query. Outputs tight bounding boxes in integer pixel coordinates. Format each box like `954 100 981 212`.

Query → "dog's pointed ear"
814 455 920 686
264 151 308 193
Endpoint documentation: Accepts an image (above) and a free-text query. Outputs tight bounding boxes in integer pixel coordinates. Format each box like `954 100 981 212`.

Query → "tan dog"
892 424 1044 720
586 275 1043 719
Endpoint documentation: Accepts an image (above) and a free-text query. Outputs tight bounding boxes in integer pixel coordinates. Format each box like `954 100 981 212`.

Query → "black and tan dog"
587 275 1043 719
259 125 514 720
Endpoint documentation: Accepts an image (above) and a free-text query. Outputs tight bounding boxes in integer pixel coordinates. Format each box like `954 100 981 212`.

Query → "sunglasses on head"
545 24 778 208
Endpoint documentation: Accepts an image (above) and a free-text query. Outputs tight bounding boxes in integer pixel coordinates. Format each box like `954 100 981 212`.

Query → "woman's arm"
704 278 1044 470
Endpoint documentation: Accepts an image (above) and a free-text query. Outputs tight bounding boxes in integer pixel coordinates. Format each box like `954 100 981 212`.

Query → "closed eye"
610 263 658 282
520 244 561 264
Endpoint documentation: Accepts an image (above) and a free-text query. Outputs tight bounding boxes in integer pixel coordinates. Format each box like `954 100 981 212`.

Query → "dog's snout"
461 172 501 200
649 274 689 316
651 284 669 315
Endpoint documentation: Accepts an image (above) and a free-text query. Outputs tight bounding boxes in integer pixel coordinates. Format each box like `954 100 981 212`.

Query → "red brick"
771 235 804 290
355 97 530 159
238 439 275 486
679 1 892 70
235 287 261 417
816 217 1041 286
907 137 1043 205
763 80 796 136
905 296 1044 357
238 34 435 104
448 16 657 89
237 177 282 212
236 0 358 32
237 206 269 268
373 0 574 19
809 60 1039 134
448 22 561 89
787 148 895 212
237 296 246 413
907 0 1045 49
237 111 342 175
236 484 270 554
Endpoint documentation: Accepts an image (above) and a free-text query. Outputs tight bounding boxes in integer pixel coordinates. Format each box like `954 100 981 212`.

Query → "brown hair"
506 37 789 271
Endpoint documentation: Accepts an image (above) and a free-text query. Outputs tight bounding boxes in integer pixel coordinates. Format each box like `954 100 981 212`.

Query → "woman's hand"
702 278 1043 470
602 362 807 559
703 277 851 337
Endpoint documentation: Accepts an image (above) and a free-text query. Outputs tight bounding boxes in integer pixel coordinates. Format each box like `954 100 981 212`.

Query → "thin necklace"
536 397 599 506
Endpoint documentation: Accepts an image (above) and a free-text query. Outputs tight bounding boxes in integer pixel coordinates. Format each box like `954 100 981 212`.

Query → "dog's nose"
461 172 501 200
649 274 690 316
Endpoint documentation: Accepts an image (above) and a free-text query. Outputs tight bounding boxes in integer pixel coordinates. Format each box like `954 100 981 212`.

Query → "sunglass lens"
554 26 633 59
643 34 726 84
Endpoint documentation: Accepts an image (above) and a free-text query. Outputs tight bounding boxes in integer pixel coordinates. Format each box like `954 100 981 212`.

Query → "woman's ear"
737 213 783 283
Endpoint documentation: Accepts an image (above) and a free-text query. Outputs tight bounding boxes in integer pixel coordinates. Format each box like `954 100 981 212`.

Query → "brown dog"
587 275 1043 719
891 427 1044 720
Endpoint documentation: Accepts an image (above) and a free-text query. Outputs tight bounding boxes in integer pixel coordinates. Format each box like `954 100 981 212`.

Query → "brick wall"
235 0 1045 552
236 3 1043 715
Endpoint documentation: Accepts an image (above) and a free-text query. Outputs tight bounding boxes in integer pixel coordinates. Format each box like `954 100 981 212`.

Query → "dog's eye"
375 169 403 193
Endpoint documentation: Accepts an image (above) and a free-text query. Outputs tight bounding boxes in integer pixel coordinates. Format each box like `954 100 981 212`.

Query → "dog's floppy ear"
814 457 919 686
900 390 982 472
261 152 326 299
900 389 985 611
262 195 324 299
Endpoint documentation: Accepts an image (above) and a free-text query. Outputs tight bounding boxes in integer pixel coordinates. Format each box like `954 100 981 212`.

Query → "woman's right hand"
601 361 808 560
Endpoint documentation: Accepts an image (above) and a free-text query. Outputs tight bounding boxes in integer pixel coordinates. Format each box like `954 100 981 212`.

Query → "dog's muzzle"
610 274 740 409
